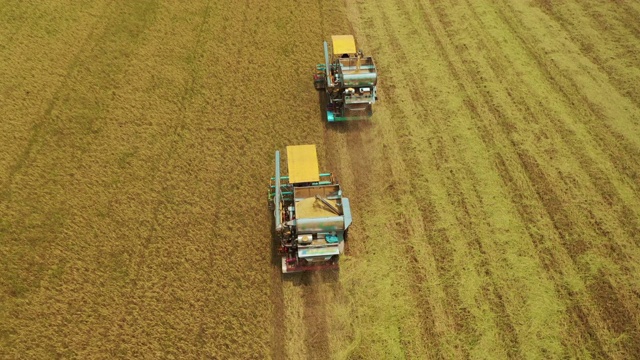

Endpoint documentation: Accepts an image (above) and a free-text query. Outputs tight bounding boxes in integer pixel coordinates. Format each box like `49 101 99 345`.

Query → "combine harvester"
268 145 352 273
314 35 378 122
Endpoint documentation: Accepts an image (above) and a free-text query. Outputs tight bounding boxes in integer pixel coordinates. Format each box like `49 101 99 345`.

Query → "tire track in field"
0 1 114 199
143 2 235 357
299 273 331 359
97 3 273 356
271 0 342 356
2 1 163 356
106 1 214 353
487 3 640 355
430 0 639 356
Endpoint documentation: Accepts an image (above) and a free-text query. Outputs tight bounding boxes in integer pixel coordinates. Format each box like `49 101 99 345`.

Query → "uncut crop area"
1 0 639 359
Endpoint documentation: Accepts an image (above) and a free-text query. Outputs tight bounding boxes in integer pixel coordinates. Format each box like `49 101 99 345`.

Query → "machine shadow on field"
269 212 280 268
268 207 287 359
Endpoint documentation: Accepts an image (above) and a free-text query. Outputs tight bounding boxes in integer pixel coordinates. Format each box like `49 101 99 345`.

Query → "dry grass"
1 0 639 359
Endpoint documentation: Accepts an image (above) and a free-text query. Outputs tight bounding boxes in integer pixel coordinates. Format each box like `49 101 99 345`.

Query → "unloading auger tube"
273 150 283 233
324 40 332 89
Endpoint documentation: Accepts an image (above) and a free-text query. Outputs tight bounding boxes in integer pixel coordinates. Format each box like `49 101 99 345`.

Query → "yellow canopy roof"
331 35 356 56
287 145 320 184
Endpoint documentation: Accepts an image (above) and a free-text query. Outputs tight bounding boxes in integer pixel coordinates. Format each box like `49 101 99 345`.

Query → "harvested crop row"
332 0 640 358
1 0 639 358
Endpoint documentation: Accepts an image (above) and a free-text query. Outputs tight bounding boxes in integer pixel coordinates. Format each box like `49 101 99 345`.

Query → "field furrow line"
497 0 640 264
579 0 640 57
368 0 536 356
491 153 610 359
409 0 573 356
486 2 640 354
338 3 462 357
378 124 443 359
581 0 640 40
373 9 467 360
420 0 636 356
456 2 640 358
517 152 640 358
494 1 640 196
463 0 640 301
444 32 612 352
531 0 640 109
430 0 640 356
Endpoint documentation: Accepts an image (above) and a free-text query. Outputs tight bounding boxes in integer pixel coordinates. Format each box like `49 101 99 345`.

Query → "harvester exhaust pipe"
323 41 332 88
274 151 283 232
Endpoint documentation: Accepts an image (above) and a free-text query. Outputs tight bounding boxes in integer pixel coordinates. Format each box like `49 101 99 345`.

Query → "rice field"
1 0 639 359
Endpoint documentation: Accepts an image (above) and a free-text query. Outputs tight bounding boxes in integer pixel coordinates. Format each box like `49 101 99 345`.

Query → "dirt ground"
1 0 639 359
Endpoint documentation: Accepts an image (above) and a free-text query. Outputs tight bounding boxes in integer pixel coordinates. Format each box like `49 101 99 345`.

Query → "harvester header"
268 145 352 273
314 35 378 122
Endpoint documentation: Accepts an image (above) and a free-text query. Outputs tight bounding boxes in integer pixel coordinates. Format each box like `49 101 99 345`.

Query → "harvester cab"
314 35 378 122
268 145 352 273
